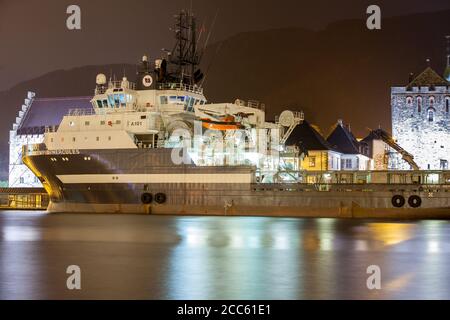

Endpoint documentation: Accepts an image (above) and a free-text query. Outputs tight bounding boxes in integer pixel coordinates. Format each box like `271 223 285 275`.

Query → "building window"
309 156 316 167
345 159 352 169
19 177 24 184
429 96 435 109
406 96 412 106
417 96 422 113
428 109 434 122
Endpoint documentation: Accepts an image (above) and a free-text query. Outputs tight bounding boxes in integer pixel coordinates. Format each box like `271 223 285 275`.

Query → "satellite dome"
96 73 107 85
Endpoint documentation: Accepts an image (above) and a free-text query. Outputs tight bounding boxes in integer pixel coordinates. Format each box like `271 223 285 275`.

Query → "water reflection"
0 211 450 299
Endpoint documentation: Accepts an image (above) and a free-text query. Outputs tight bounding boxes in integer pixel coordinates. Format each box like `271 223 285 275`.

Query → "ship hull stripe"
56 173 253 184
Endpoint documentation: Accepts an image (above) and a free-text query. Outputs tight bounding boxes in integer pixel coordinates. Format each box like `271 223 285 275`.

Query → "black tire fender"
141 193 153 204
391 195 405 208
408 195 422 208
155 193 167 204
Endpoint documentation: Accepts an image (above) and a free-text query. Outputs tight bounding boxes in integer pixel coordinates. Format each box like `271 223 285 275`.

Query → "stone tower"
391 40 450 170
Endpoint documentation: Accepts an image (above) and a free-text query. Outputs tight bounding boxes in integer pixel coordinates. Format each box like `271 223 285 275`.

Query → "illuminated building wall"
391 67 450 170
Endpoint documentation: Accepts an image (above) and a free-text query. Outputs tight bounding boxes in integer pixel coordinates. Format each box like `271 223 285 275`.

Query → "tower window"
427 109 434 122
446 97 449 113
429 96 435 108
406 96 412 106
417 96 422 113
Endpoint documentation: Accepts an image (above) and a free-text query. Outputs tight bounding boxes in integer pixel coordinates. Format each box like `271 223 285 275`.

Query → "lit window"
119 94 126 107
108 95 114 107
309 156 316 167
345 159 352 169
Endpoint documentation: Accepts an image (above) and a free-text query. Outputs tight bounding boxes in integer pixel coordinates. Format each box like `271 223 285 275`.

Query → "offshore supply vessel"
22 11 450 218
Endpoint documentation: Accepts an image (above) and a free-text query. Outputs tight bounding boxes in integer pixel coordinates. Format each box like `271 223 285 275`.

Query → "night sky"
1 0 450 91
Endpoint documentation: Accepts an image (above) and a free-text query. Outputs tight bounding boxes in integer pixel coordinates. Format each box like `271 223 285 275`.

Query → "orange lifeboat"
201 115 243 131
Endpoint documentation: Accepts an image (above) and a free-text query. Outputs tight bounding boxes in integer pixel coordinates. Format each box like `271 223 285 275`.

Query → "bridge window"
160 96 168 104
119 94 126 107
108 95 115 107
97 100 103 108
103 99 108 107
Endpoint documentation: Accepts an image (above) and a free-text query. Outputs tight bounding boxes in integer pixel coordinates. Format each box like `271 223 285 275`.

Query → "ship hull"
23 148 450 219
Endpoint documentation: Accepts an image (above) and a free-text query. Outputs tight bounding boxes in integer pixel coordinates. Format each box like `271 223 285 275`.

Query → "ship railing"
275 111 305 124
95 81 136 95
44 125 59 133
235 99 266 111
157 82 204 94
67 108 99 116
252 183 450 192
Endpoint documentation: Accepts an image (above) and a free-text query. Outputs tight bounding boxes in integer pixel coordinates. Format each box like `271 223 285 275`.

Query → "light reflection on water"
1 211 450 299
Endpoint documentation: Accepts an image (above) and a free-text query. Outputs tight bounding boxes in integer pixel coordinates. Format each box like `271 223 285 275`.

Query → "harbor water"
1 211 450 299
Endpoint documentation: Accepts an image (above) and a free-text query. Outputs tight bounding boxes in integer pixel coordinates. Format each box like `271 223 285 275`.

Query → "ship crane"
369 128 420 170
277 110 304 145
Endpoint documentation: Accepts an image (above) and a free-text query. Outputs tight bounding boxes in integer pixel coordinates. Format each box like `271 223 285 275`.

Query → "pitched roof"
286 120 336 151
407 67 448 87
17 96 93 135
326 121 360 154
